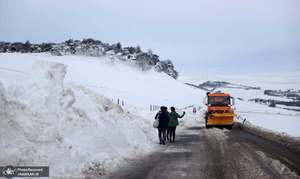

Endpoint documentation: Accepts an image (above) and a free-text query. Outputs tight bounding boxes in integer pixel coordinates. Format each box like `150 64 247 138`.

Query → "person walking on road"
155 106 170 145
168 107 185 143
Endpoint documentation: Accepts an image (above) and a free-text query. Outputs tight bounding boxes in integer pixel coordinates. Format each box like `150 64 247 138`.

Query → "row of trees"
0 39 179 79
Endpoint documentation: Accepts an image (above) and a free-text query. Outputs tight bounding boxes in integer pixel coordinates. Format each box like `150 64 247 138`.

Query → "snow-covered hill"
0 39 179 79
0 53 205 108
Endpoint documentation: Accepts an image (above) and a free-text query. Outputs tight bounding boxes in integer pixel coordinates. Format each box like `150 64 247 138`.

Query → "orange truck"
204 92 235 129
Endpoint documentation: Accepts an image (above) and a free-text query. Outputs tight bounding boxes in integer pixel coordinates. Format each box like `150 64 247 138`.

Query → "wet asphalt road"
107 126 300 179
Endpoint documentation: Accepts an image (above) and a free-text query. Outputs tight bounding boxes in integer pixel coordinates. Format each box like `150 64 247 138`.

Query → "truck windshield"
208 96 230 106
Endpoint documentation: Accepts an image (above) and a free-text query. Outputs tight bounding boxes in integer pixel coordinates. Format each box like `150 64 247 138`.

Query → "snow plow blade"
210 113 235 117
207 113 235 126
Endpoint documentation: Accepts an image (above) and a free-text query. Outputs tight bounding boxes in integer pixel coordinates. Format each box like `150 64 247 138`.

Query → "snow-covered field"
181 71 300 90
0 53 204 178
180 73 300 138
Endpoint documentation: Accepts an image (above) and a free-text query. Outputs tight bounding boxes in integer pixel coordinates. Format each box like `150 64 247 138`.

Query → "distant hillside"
186 81 261 91
0 39 178 79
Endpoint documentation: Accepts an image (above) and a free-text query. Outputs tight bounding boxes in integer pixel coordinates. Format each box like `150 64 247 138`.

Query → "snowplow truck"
204 92 235 129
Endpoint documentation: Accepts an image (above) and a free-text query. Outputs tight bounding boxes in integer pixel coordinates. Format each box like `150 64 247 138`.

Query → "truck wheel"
205 112 211 128
205 123 210 129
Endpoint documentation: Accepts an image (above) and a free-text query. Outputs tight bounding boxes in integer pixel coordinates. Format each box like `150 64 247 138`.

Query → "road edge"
236 122 300 154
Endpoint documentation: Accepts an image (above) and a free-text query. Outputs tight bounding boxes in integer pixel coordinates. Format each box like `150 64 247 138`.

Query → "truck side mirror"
231 97 235 106
203 96 208 105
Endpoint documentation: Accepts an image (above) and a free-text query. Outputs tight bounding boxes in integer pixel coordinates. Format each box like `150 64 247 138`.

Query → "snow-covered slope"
0 53 205 108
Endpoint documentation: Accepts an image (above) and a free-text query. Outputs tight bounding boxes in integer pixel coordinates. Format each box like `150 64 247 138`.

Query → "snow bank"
0 61 156 178
256 151 300 178
236 119 300 154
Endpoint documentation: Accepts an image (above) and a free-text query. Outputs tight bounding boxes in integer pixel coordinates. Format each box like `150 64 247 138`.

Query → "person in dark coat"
155 106 170 145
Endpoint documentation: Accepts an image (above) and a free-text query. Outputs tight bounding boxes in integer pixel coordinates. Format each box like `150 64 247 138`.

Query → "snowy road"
107 126 300 179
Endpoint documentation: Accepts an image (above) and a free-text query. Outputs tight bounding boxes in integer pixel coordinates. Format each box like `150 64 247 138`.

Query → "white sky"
0 0 299 74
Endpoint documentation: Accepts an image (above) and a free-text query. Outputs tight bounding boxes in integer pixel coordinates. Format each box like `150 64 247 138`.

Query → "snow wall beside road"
0 61 157 178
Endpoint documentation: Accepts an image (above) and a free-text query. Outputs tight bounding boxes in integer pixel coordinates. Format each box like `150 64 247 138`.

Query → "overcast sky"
0 0 299 74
